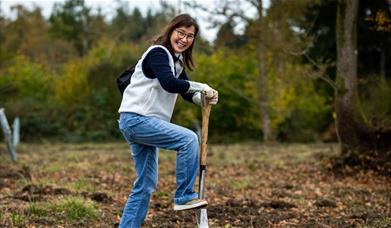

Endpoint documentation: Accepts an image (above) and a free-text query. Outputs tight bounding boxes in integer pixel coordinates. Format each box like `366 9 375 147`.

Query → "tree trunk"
335 0 391 173
256 0 271 142
336 0 367 152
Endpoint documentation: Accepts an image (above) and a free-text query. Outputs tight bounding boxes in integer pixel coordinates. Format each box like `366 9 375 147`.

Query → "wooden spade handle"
200 95 212 166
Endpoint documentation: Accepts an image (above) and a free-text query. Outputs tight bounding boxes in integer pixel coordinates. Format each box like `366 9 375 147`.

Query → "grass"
229 179 251 190
50 196 99 221
45 163 63 173
71 177 93 192
369 216 391 228
10 212 23 226
156 190 170 198
24 196 99 222
27 203 48 217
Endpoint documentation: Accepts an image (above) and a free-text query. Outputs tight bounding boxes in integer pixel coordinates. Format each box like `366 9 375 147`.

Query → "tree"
336 0 362 149
335 0 390 172
253 0 270 142
0 5 76 68
111 5 145 42
303 0 391 82
0 3 11 68
188 0 272 141
49 0 105 56
215 21 247 49
188 0 326 142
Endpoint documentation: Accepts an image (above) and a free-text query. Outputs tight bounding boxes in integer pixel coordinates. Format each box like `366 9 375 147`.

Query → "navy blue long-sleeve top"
142 48 195 103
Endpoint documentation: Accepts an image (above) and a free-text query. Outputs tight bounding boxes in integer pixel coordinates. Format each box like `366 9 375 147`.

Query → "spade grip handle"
200 95 211 166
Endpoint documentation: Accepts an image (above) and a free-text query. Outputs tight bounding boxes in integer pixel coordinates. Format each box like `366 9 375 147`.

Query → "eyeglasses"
175 29 195 41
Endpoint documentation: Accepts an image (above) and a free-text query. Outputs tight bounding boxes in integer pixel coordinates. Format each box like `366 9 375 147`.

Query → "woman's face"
170 25 195 53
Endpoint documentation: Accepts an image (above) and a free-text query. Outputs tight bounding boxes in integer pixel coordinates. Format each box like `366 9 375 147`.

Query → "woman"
118 14 218 227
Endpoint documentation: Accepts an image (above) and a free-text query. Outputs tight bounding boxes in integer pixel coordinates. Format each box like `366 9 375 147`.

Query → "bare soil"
0 143 390 227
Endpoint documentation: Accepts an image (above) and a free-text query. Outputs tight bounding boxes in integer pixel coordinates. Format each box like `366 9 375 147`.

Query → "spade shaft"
197 95 211 228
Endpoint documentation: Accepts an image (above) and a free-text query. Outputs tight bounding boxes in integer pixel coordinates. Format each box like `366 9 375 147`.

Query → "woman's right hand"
205 89 218 105
189 82 219 105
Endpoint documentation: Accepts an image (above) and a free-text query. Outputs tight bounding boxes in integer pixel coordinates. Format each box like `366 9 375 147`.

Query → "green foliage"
174 45 331 142
49 0 97 56
0 38 146 141
0 37 328 143
271 64 332 142
51 40 145 141
360 77 391 126
0 1 356 143
111 7 145 42
0 4 77 67
0 55 62 140
179 48 260 142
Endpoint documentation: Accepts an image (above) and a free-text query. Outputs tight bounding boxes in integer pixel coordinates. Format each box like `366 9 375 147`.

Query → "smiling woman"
117 13 218 228
153 14 199 70
171 28 195 52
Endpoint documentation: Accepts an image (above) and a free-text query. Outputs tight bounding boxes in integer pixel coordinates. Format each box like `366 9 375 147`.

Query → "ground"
0 142 390 227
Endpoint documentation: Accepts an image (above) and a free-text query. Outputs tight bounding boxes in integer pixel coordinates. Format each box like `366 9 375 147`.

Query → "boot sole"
173 201 208 211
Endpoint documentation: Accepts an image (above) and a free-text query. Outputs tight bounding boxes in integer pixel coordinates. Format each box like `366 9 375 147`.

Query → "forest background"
0 0 390 144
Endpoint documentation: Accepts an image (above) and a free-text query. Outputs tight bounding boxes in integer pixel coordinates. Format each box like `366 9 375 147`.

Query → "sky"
0 0 267 43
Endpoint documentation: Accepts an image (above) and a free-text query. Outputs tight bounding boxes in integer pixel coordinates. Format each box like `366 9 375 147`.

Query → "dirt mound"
0 165 32 180
260 200 297 209
314 198 337 208
81 191 113 203
13 184 71 201
0 165 32 189
13 184 113 204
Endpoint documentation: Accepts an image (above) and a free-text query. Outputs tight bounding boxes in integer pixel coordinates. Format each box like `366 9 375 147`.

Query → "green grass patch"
45 163 63 173
229 179 250 190
27 203 48 217
49 196 99 221
38 178 56 186
15 177 32 187
72 177 92 191
10 212 23 226
156 190 170 200
24 197 99 224
367 216 391 227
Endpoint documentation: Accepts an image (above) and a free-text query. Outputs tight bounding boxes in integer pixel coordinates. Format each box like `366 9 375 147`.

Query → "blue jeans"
118 112 199 228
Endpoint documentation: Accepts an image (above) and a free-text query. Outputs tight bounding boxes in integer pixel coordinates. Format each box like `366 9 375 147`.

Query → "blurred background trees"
0 0 389 147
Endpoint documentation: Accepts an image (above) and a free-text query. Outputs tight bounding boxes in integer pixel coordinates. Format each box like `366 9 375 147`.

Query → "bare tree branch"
303 53 338 91
184 0 253 27
284 37 338 91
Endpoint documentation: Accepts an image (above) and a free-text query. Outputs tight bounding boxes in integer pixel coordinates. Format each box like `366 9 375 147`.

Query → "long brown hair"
153 14 199 71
